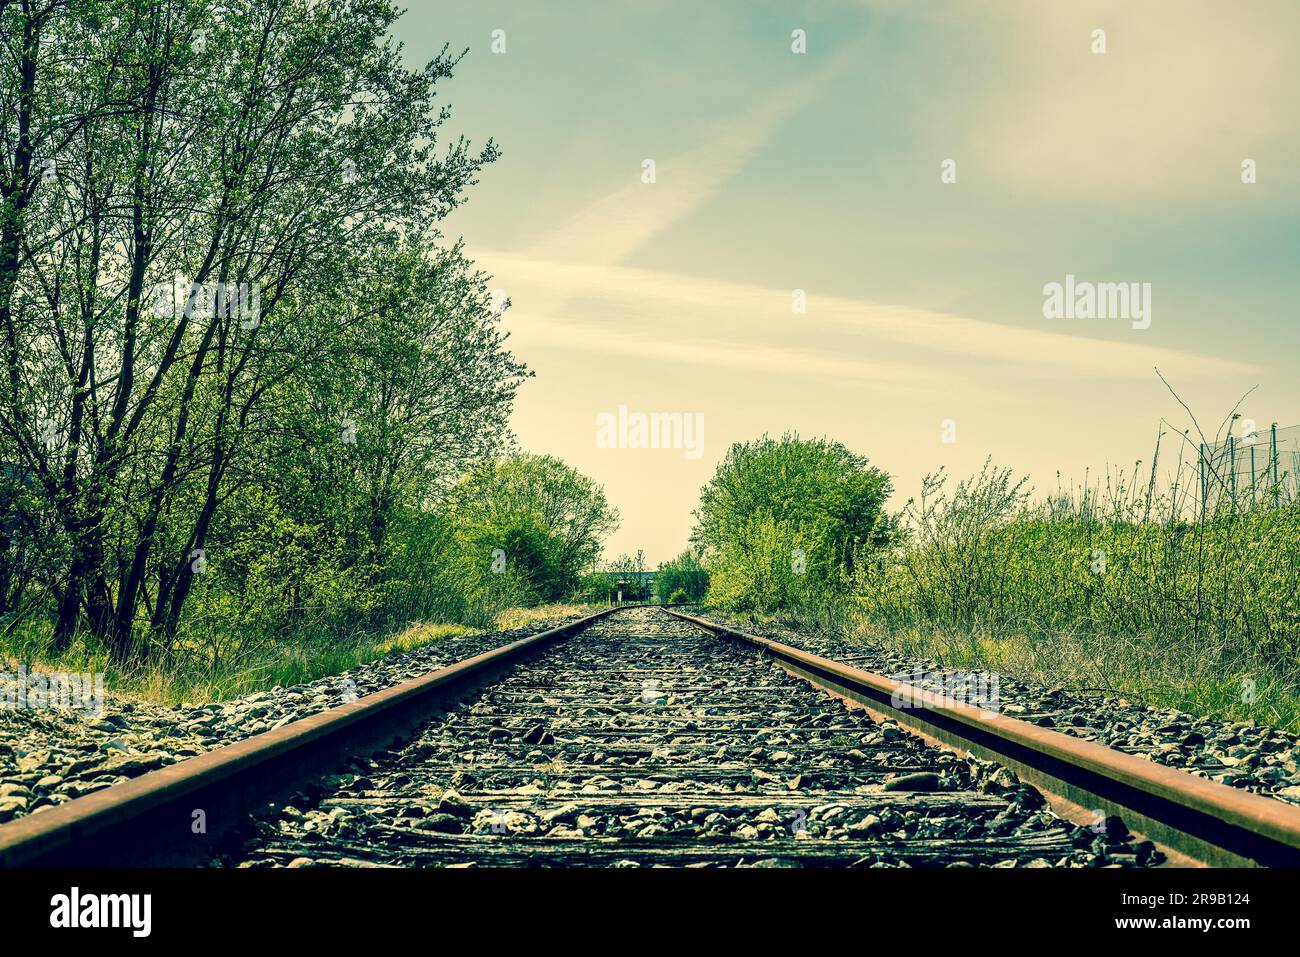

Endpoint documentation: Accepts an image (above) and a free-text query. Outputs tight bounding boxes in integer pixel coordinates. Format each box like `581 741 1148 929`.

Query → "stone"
437 789 473 818
522 725 553 746
847 814 882 838
541 804 579 824
882 772 942 792
422 813 465 834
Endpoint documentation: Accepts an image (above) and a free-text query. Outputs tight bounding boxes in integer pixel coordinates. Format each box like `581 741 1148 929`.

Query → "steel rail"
0 608 621 868
662 607 1300 868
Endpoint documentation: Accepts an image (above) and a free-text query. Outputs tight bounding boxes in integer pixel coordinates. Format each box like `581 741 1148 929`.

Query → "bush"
854 458 1300 662
655 551 709 603
692 433 894 611
448 455 619 604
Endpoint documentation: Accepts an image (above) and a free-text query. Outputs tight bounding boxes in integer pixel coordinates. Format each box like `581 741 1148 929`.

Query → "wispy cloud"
484 252 1252 390
943 0 1300 200
514 316 935 391
529 45 858 268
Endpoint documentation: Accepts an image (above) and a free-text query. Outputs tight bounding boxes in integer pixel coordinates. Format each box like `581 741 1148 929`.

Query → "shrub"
655 550 709 603
692 433 894 611
852 458 1300 693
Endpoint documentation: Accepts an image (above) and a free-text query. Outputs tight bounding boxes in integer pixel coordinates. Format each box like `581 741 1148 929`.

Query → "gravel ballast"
0 611 596 824
4 604 1298 833
692 608 1300 808
237 607 1152 868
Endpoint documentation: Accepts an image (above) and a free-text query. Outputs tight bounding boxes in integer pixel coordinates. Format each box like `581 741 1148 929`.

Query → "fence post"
1272 423 1280 507
1250 441 1257 505
1199 442 1208 512
1228 435 1236 500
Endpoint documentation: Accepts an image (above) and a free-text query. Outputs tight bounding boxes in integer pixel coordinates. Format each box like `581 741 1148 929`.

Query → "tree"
0 0 505 661
691 433 895 610
654 550 708 603
275 237 529 580
180 234 529 644
449 454 619 603
604 550 648 601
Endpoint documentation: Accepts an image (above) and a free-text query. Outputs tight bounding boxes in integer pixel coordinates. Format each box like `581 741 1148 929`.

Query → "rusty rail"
8 604 1299 868
662 608 1300 868
0 608 621 867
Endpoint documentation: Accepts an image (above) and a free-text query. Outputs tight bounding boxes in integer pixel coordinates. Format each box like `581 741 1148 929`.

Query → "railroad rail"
1 606 1298 868
662 608 1300 868
0 608 623 867
236 607 1096 867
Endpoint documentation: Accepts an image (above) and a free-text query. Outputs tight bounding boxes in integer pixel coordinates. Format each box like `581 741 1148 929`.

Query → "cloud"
482 251 1253 391
957 1 1300 200
473 9 1259 400
510 309 938 393
528 45 857 267
851 0 1299 201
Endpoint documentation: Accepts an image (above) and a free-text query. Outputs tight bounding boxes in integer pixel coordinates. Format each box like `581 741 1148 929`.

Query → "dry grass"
842 614 1300 732
836 451 1300 732
1 603 598 708
494 603 597 631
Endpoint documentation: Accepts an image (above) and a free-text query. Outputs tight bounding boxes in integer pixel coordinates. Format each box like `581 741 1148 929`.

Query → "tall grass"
849 437 1300 729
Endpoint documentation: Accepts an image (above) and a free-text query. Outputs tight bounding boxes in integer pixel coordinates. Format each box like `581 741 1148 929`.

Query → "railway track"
3 606 1300 868
237 606 1111 868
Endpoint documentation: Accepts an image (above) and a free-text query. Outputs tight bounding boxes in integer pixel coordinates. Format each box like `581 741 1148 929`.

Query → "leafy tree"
691 433 895 610
654 550 708 603
449 454 619 603
0 0 507 661
603 550 649 601
272 237 529 581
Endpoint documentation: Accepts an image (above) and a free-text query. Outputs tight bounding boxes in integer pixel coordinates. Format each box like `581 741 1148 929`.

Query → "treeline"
0 1 615 673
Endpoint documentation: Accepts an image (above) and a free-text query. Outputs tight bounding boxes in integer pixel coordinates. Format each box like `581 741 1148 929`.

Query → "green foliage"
851 457 1300 724
0 2 559 669
574 571 613 603
447 454 620 606
654 550 709 603
855 459 1300 660
692 433 895 611
600 551 651 601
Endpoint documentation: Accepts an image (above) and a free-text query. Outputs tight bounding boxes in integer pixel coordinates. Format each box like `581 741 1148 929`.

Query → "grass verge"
0 603 597 708
719 601 1300 734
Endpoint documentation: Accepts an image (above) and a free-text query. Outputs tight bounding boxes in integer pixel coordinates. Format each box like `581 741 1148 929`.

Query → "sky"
397 1 1300 565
